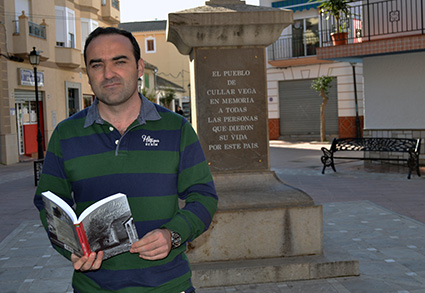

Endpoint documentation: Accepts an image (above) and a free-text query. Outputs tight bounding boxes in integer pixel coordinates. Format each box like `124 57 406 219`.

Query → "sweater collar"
84 93 161 128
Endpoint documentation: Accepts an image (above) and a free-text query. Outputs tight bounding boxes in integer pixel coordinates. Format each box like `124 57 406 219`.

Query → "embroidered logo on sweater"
142 135 160 147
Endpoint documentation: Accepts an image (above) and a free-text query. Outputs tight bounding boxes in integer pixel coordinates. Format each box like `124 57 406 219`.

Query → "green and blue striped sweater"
34 94 218 292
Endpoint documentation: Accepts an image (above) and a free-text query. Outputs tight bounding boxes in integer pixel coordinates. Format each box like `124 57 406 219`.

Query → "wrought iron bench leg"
331 161 336 172
407 151 421 179
321 147 336 174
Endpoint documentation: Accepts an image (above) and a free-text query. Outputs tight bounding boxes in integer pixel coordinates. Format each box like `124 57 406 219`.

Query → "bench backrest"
332 138 421 153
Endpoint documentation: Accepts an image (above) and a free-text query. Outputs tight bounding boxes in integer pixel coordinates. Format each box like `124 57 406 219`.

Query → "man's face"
85 34 144 107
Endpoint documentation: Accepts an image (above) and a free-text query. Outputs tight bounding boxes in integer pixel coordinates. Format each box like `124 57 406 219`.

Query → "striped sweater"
34 94 218 292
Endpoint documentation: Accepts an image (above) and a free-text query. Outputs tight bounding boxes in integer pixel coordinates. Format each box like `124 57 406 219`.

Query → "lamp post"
29 47 44 160
187 83 191 123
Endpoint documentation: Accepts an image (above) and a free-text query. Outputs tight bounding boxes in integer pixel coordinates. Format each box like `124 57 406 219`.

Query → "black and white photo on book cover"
42 192 139 260
82 195 139 259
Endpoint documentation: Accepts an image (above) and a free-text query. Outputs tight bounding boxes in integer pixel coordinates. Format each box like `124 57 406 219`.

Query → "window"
15 0 30 33
145 37 156 53
147 40 154 51
69 33 75 48
144 74 150 88
83 95 94 108
65 82 81 117
68 88 78 117
292 17 319 57
81 18 98 52
55 6 76 48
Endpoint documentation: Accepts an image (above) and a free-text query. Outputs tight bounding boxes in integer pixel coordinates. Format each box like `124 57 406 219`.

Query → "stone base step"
192 254 359 288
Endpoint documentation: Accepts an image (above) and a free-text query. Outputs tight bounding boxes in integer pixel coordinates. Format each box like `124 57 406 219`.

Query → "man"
176 106 184 116
34 27 218 292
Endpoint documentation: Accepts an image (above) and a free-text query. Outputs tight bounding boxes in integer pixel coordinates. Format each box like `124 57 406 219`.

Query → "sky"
120 0 261 23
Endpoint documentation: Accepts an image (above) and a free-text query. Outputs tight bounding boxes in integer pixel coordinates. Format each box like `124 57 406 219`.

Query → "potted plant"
310 0 351 45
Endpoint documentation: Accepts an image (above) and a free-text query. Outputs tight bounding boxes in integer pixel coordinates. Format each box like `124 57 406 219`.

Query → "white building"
261 0 364 140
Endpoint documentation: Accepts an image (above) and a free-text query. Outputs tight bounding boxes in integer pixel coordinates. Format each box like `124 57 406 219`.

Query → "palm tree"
311 76 334 142
141 88 157 103
159 89 176 110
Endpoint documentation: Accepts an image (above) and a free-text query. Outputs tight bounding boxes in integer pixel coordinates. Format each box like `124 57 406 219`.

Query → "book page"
78 193 126 222
42 191 78 223
42 195 83 257
80 193 139 259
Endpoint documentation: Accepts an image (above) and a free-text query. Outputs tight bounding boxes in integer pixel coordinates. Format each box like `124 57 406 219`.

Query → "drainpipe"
421 1 425 34
351 63 361 138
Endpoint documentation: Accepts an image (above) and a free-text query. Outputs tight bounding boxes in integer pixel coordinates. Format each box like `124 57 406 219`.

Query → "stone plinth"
191 253 359 288
186 172 359 288
187 172 323 263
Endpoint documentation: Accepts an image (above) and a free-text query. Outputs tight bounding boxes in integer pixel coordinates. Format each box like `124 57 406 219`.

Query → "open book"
42 191 139 260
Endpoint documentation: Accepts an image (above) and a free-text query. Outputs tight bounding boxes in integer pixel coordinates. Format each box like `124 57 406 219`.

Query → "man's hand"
130 229 171 260
71 251 103 272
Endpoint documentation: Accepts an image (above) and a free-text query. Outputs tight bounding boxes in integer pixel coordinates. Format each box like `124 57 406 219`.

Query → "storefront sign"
18 68 44 87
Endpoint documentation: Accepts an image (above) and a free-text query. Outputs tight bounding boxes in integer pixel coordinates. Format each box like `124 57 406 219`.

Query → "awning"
272 0 321 12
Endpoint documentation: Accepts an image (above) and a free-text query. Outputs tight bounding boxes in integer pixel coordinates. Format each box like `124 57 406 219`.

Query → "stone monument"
167 0 358 288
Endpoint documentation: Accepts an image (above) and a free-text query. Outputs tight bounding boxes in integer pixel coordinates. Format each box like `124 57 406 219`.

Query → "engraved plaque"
194 47 269 172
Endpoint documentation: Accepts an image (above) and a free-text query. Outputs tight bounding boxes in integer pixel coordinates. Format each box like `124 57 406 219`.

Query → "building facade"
261 0 364 140
119 21 190 117
0 0 120 165
316 0 425 160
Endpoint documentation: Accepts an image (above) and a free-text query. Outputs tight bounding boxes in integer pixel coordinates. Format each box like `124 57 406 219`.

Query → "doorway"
15 90 45 156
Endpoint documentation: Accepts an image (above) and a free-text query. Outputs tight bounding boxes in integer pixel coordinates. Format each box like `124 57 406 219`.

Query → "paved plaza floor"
1 140 425 292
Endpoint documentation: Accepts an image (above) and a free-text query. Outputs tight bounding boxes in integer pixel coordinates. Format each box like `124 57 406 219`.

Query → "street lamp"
187 83 191 123
29 47 44 160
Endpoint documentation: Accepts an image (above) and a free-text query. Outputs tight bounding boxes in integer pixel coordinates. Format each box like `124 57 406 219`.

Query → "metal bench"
321 137 421 179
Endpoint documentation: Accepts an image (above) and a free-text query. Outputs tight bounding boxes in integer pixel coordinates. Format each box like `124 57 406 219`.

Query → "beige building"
0 0 120 165
119 21 190 116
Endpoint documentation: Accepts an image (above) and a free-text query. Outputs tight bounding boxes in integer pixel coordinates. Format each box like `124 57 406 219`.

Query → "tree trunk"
320 89 329 142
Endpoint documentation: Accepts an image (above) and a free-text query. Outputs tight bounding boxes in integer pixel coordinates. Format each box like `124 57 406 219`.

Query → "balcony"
12 12 49 61
101 0 120 24
79 0 101 12
267 34 333 67
55 47 82 68
316 0 425 61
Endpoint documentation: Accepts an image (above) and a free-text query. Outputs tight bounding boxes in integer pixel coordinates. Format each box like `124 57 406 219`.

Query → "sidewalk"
1 141 425 292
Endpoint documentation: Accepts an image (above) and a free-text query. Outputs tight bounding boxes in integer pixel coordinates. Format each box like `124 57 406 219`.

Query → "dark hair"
83 27 141 66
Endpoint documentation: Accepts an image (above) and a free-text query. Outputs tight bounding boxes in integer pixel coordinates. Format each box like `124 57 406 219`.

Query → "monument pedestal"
167 0 359 287
191 249 359 288
187 172 359 287
187 171 323 262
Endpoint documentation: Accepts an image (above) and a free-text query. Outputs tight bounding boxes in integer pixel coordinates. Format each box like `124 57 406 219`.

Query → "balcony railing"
101 0 120 23
29 21 46 39
12 13 50 60
320 0 425 47
268 0 425 60
267 34 320 61
112 0 120 10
